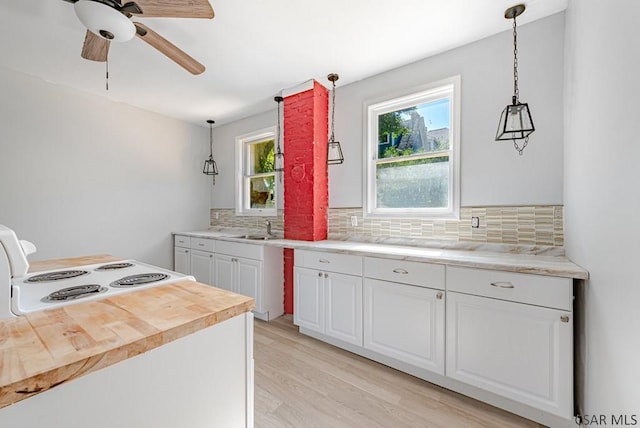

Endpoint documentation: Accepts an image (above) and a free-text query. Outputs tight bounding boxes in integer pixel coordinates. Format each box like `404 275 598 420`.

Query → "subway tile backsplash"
210 205 564 247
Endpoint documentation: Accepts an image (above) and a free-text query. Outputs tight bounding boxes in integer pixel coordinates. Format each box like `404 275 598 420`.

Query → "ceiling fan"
62 0 214 75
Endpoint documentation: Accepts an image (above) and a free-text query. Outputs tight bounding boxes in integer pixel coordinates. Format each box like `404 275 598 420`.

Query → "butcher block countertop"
0 255 254 410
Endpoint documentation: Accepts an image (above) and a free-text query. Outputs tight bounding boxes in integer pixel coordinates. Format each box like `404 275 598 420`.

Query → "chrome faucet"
265 220 272 236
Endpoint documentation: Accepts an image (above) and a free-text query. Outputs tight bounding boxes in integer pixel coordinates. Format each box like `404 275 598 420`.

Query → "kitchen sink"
236 235 275 240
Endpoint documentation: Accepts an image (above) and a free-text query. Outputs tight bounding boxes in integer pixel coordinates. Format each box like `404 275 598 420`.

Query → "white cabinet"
213 254 261 299
363 278 445 375
362 257 446 375
293 267 324 333
446 266 573 419
215 240 283 321
173 247 190 275
190 249 214 285
294 250 363 346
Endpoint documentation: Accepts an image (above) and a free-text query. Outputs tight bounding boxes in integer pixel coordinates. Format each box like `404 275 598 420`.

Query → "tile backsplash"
210 205 564 247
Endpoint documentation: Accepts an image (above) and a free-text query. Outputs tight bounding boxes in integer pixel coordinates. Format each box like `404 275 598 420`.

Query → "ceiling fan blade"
81 30 110 62
134 23 205 75
131 0 214 18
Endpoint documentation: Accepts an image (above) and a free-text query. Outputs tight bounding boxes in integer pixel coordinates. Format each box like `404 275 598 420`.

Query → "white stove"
1 224 194 319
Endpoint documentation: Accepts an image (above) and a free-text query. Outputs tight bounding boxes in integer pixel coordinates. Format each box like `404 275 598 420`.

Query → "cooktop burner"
42 284 108 302
110 273 169 288
26 270 89 283
95 262 134 271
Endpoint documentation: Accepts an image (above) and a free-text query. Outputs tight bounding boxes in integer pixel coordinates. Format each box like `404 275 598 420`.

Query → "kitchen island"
0 255 255 428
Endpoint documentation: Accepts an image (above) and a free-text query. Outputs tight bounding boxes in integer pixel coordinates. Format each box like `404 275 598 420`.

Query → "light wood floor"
254 315 542 428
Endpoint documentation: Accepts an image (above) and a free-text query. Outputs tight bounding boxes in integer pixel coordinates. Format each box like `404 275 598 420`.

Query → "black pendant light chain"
511 10 528 155
330 78 337 143
512 14 519 104
274 96 284 181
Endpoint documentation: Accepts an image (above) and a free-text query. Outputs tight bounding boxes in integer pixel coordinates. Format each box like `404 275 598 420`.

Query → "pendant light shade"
327 73 344 165
495 97 534 141
203 120 218 184
495 4 535 155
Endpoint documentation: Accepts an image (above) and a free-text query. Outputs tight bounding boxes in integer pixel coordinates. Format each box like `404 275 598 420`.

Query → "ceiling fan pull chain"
105 58 109 91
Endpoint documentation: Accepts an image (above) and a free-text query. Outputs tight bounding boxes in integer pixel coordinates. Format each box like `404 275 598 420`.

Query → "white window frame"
235 127 277 216
363 76 461 220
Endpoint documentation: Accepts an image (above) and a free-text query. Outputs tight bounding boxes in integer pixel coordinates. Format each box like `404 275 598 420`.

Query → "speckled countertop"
175 229 589 280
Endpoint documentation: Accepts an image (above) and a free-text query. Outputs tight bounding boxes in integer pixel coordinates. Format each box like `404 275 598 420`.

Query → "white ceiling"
0 0 567 127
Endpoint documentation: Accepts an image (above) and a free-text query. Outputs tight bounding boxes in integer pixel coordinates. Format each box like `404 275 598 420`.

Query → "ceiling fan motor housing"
74 0 135 42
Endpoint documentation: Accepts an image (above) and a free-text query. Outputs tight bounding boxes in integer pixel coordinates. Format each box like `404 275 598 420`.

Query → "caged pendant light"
495 4 535 155
327 73 344 165
203 119 219 184
274 96 285 181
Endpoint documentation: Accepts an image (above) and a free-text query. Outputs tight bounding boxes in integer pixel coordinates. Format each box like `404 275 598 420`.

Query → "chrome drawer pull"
490 281 515 289
318 272 323 277
561 315 570 323
393 268 409 274
319 258 330 264
324 273 328 278
198 243 205 246
436 292 443 300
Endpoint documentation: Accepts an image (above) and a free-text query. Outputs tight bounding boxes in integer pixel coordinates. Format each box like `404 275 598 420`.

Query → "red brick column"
282 81 329 313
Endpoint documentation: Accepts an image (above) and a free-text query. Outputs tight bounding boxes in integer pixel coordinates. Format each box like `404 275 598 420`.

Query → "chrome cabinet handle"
198 243 205 247
185 250 189 253
318 272 322 277
436 292 443 300
209 254 213 258
560 315 570 323
490 281 515 289
393 268 409 274
319 258 330 264
324 273 328 278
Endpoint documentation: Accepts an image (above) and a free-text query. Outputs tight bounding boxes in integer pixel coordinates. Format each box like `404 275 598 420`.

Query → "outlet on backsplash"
350 216 358 227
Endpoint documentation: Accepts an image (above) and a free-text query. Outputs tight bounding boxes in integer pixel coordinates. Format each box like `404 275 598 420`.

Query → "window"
235 127 277 216
364 76 460 219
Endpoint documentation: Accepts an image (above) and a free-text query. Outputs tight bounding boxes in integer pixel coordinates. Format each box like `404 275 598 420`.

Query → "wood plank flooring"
254 315 542 428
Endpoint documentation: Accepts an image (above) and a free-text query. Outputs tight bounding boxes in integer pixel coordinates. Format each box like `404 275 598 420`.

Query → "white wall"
0 68 211 269
564 0 640 416
211 13 566 209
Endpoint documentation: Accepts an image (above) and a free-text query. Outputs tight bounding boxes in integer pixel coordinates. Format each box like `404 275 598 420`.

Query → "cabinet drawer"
174 235 191 248
190 237 215 252
295 250 362 276
446 266 572 310
364 257 444 290
216 240 263 260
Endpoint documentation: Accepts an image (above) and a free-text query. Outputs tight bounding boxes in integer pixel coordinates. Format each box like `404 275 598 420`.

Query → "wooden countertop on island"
0 255 255 410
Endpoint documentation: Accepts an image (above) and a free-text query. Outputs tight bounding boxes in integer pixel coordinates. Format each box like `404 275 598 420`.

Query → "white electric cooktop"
11 259 194 315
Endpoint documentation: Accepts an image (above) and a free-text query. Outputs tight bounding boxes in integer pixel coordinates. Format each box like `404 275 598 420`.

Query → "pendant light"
327 73 344 165
495 4 535 155
203 119 219 184
274 96 285 181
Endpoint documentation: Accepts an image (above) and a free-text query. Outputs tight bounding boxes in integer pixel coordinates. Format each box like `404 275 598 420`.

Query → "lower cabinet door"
173 247 190 275
213 254 235 292
236 257 262 309
363 278 445 375
325 272 363 346
446 292 572 418
293 267 324 334
190 249 214 285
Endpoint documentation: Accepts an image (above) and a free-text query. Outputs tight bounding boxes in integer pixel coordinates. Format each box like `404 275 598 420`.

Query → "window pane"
248 139 275 174
378 98 450 159
376 156 449 209
249 175 275 209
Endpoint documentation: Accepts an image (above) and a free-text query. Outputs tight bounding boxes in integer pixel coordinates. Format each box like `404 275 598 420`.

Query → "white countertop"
174 229 588 280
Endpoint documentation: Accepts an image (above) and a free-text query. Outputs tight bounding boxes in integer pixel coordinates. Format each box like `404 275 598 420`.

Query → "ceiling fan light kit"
74 0 135 42
64 0 213 77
